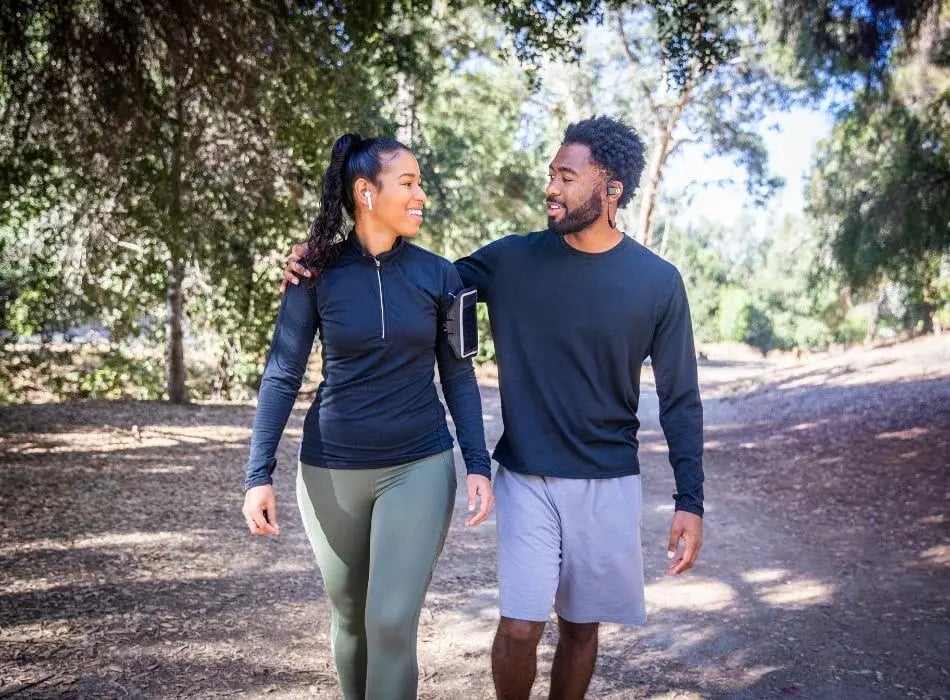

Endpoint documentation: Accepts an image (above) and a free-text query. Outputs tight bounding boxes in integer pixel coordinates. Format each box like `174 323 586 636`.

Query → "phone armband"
443 288 478 359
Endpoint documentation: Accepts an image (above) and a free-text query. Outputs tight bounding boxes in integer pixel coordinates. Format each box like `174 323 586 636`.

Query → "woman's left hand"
465 474 494 527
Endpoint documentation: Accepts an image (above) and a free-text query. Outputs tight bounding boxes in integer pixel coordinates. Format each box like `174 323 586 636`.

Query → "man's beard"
548 189 602 236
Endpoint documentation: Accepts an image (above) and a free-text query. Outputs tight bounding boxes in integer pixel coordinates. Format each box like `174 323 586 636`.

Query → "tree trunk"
637 127 672 248
919 302 935 335
164 89 189 404
165 257 188 403
395 71 414 146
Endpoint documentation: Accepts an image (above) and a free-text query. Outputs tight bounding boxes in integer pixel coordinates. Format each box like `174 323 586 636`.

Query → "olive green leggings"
296 450 456 700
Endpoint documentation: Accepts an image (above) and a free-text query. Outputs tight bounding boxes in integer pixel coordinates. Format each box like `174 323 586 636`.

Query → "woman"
242 133 494 700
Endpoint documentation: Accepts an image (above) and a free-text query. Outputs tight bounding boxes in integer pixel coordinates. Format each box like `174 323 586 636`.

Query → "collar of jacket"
346 229 406 265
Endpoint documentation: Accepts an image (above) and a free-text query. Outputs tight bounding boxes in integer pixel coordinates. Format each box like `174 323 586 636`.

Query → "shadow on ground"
1 360 948 698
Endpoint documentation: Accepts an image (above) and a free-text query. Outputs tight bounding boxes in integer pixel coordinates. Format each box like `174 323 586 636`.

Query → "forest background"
1 0 947 403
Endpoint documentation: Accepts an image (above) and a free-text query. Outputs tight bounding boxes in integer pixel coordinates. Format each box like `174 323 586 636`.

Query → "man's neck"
561 220 624 254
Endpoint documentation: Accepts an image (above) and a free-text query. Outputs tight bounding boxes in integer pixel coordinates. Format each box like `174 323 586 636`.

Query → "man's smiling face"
546 143 608 236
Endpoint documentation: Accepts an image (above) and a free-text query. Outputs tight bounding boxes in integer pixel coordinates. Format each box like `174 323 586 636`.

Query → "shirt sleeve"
454 239 501 302
649 269 704 516
244 282 320 491
435 263 492 479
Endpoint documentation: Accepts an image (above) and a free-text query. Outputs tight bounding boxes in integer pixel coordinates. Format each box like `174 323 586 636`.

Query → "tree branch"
616 12 659 120
668 136 701 157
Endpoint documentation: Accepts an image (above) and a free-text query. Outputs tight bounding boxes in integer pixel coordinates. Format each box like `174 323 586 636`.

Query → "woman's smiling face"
357 149 428 239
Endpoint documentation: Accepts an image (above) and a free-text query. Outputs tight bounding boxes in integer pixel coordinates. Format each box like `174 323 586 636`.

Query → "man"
282 116 704 700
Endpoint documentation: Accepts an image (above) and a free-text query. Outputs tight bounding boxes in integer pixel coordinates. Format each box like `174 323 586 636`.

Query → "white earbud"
363 191 373 211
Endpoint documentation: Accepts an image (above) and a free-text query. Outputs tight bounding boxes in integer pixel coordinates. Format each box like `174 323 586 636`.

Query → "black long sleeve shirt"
245 234 490 491
455 230 704 515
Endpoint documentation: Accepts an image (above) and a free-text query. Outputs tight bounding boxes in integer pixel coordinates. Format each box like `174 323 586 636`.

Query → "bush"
833 311 869 345
717 288 779 354
791 317 835 349
937 303 950 331
0 342 164 403
717 288 753 343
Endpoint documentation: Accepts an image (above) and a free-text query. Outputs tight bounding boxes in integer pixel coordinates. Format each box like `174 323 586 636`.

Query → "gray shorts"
495 466 646 625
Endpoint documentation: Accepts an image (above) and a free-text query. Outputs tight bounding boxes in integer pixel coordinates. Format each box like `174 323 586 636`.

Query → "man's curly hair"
562 116 645 209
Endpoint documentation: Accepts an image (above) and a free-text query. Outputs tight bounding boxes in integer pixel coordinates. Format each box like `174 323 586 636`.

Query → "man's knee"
496 617 545 649
557 617 599 646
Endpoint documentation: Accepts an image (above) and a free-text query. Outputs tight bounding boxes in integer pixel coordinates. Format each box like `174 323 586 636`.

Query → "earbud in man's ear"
607 181 622 196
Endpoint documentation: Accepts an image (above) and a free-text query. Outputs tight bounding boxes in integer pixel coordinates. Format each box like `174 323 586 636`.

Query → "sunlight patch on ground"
640 443 668 453
727 665 786 691
7 424 252 454
0 531 204 555
741 568 789 584
222 557 315 577
262 561 319 576
919 545 949 566
645 578 736 611
756 577 834 607
2 577 71 594
139 465 194 474
876 427 930 440
139 425 251 441
9 433 178 453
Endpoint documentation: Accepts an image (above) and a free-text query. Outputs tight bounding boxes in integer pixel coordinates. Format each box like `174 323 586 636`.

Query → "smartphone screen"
460 289 478 358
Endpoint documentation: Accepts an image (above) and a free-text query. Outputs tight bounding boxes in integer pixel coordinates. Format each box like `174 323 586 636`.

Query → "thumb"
467 479 476 512
667 525 681 559
268 491 280 532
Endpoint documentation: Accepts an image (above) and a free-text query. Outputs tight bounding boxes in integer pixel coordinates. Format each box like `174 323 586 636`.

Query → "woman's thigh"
365 450 457 622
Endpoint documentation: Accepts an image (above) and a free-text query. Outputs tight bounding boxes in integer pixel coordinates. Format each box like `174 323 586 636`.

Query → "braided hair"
303 133 410 278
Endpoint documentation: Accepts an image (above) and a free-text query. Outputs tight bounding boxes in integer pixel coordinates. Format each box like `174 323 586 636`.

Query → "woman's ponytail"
303 133 361 278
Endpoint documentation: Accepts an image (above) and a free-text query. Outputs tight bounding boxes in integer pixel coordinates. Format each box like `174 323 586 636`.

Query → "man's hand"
279 242 312 294
242 484 280 536
666 510 702 575
465 474 494 527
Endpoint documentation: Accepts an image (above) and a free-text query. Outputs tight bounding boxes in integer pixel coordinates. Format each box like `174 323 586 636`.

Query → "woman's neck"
354 222 399 257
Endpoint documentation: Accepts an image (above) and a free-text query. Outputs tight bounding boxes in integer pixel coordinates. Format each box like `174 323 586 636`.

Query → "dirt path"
1 337 948 699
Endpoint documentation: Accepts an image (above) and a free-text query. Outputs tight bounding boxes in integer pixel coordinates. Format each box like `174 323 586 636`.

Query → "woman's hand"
465 474 494 527
242 484 280 536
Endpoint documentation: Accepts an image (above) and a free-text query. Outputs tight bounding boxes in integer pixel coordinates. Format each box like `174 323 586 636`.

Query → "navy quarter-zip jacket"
244 234 490 490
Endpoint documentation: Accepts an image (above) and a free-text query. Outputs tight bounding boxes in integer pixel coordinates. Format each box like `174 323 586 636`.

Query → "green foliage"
833 310 870 345
659 224 729 341
810 95 949 293
414 57 547 260
717 287 752 342
4 0 944 401
0 0 554 392
807 6 949 333
662 214 862 353
772 0 939 92
0 343 164 402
